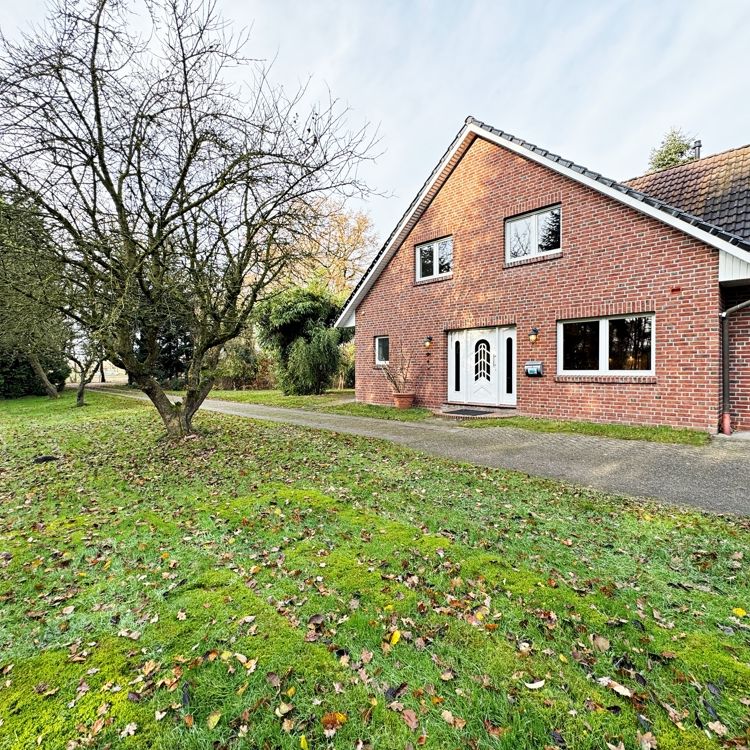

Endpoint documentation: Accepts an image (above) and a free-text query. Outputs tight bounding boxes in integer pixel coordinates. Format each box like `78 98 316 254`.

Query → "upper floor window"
416 236 453 281
557 314 654 375
505 206 561 262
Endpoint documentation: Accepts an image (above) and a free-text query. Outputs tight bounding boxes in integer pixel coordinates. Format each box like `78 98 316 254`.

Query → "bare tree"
0 0 374 437
67 331 103 407
289 202 378 294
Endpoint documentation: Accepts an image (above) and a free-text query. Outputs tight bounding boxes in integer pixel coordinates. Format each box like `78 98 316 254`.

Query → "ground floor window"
557 314 654 374
374 336 390 366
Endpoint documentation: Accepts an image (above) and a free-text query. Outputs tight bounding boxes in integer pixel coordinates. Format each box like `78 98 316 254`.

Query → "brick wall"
724 285 750 431
355 137 723 432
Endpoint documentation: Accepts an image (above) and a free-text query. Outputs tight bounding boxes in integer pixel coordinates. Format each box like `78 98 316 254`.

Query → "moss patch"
0 391 747 749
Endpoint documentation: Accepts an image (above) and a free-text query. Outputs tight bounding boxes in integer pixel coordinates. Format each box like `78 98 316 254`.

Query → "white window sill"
414 273 453 286
504 250 562 269
555 374 657 384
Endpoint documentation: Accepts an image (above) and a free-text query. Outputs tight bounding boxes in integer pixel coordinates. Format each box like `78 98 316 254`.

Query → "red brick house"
335 118 750 433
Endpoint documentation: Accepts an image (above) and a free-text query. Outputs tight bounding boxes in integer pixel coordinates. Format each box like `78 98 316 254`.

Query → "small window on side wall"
375 336 389 366
506 206 561 262
416 236 453 281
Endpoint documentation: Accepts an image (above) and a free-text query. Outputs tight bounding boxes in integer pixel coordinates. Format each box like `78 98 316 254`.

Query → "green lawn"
177 388 710 441
172 388 433 422
459 415 711 446
185 388 356 410
1 393 748 750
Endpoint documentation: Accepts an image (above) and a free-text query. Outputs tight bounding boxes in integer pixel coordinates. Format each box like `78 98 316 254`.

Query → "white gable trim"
720 249 750 282
335 121 750 328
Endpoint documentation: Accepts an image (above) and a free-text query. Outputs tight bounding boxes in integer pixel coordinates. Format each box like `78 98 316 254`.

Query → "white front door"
447 327 516 407
467 328 497 405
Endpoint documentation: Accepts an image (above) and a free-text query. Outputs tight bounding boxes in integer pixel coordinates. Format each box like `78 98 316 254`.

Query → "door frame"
447 326 516 407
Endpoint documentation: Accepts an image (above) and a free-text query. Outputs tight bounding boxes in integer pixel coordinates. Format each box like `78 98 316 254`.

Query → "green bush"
0 349 69 398
280 327 341 395
255 286 349 395
214 333 276 390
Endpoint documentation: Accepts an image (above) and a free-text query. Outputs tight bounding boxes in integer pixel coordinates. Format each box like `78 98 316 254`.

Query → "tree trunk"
132 374 208 439
28 353 59 399
75 367 97 407
98 360 106 383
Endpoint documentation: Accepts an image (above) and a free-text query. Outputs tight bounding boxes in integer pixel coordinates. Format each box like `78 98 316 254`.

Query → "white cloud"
4 0 749 243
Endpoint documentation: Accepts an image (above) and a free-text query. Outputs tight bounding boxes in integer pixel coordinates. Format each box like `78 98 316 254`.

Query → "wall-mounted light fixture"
528 327 540 344
423 335 433 349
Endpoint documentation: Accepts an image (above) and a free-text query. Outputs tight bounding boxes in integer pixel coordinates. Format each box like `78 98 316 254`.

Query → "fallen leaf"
597 677 632 698
591 634 610 652
177 610 187 621
524 680 545 690
483 720 509 738
275 702 294 717
119 722 137 738
390 630 401 646
637 731 657 749
322 711 347 737
659 701 687 729
267 672 281 688
441 709 455 725
206 710 221 729
708 720 728 737
441 709 466 729
732 607 746 617
402 709 419 731
300 736 309 750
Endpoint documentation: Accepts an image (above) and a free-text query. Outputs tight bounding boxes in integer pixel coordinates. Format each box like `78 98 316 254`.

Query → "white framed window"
505 206 561 262
557 314 655 375
416 236 453 281
374 336 390 366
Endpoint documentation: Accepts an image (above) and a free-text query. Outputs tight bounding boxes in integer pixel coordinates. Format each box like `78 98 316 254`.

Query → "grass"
1 392 747 750
170 388 433 422
322 402 433 421
171 387 710 441
184 388 356 410
460 415 711 446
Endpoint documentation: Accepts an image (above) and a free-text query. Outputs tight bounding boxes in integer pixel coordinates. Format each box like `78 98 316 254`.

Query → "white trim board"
335 119 750 329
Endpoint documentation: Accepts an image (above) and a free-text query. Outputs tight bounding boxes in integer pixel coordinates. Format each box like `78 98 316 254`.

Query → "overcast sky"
3 0 749 244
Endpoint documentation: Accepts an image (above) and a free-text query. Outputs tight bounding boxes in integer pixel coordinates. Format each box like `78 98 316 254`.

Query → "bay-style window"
416 236 453 281
505 206 561 262
374 336 390 366
557 315 654 375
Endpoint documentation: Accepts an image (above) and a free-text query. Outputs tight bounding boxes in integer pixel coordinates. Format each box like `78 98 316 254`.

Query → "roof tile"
625 145 750 242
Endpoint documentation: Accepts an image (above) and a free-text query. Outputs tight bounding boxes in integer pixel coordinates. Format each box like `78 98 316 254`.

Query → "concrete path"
100 389 750 515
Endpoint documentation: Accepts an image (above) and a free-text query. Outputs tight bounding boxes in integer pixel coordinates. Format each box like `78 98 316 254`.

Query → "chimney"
692 139 702 159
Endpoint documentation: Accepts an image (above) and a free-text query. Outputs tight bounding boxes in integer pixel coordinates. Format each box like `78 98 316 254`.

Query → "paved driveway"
101 390 750 515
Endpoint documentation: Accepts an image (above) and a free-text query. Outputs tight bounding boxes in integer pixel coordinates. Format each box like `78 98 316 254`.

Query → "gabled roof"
624 145 750 242
335 117 750 328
